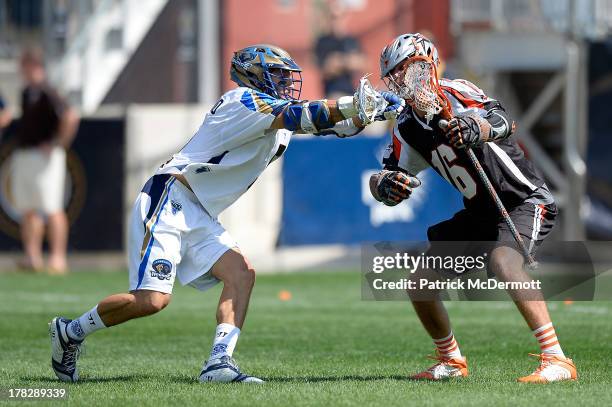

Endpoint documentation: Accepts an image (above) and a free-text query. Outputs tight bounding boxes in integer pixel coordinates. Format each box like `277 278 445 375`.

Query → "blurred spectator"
0 92 12 134
11 46 79 274
314 0 365 99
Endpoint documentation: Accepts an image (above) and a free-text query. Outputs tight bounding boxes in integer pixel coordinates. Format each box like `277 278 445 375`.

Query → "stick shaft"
439 106 537 268
465 148 537 268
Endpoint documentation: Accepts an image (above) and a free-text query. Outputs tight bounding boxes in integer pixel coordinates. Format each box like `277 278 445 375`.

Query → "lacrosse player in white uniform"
48 44 404 383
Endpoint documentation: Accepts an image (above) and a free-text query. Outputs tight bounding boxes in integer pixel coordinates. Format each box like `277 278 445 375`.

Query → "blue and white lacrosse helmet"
230 44 303 100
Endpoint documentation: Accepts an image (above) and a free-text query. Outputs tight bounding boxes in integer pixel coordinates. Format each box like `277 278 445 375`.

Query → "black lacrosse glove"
370 170 421 206
441 112 491 149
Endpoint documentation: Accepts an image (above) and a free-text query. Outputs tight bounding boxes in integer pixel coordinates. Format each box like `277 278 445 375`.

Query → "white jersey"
157 87 292 217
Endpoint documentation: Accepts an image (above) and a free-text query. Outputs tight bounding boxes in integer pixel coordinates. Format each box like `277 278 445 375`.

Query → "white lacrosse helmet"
380 33 440 79
380 33 443 122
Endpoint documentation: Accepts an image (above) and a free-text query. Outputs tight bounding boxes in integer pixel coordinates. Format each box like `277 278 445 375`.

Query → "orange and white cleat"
517 353 577 383
409 354 468 380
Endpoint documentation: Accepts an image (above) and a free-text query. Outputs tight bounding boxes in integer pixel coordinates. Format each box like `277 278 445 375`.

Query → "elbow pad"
283 101 333 133
485 108 515 141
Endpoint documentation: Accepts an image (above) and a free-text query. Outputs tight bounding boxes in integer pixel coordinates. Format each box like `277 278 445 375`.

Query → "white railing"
49 0 168 114
452 0 612 38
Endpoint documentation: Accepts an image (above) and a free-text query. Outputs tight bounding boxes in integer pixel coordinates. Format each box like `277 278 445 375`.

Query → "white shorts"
10 146 66 214
128 174 237 294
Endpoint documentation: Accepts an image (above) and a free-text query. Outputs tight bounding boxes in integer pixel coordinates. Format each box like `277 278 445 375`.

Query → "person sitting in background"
11 47 79 274
314 0 365 99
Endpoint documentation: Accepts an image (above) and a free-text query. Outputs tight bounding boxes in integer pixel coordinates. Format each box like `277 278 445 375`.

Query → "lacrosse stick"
399 58 538 269
439 112 538 269
354 74 388 125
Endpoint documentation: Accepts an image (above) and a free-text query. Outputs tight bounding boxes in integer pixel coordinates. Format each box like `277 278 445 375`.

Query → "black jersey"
382 78 546 215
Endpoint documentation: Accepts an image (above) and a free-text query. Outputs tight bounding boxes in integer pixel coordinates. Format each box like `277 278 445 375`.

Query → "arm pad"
483 105 514 141
283 100 334 133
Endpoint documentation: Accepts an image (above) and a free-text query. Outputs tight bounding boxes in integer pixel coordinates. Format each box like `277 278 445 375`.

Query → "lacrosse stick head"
354 74 387 125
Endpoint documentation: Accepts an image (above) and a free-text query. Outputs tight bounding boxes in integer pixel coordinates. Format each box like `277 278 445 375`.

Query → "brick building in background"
222 0 452 99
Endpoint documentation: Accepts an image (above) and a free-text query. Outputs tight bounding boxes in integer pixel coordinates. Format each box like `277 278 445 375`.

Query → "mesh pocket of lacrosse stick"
356 75 387 125
403 59 443 123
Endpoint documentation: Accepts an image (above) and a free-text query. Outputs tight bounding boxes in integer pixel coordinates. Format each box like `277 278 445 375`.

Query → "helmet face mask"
380 33 443 122
387 56 443 123
231 44 303 100
265 68 302 101
383 58 410 99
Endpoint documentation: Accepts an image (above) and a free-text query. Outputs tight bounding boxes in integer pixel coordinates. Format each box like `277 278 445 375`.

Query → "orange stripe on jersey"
440 85 486 109
539 204 547 219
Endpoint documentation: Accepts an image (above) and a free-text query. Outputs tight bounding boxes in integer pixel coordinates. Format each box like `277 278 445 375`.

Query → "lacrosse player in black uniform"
369 33 577 383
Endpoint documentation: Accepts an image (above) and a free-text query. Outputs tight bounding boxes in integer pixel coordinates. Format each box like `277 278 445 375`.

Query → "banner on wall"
278 136 464 246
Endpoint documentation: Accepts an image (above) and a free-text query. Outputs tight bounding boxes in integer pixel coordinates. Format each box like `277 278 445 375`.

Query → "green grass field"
0 269 611 406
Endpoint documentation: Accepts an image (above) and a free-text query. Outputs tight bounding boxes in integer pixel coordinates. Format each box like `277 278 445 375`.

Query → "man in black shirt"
11 47 79 273
369 33 577 383
314 1 365 98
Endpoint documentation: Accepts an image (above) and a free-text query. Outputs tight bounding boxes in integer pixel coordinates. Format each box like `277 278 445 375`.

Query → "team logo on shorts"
171 200 182 214
151 259 173 280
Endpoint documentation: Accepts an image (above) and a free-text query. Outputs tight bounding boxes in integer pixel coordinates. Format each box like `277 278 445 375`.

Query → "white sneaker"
517 353 577 383
199 355 264 383
49 317 83 382
409 354 469 380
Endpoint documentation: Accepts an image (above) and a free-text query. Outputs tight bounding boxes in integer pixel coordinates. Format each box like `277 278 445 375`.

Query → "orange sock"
533 322 565 357
433 331 462 359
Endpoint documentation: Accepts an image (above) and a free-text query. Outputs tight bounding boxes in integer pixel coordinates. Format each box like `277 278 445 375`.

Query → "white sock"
66 306 107 341
209 323 240 360
533 322 565 357
433 331 462 359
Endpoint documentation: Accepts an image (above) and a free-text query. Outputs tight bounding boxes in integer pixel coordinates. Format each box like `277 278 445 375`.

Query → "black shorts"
427 201 557 256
